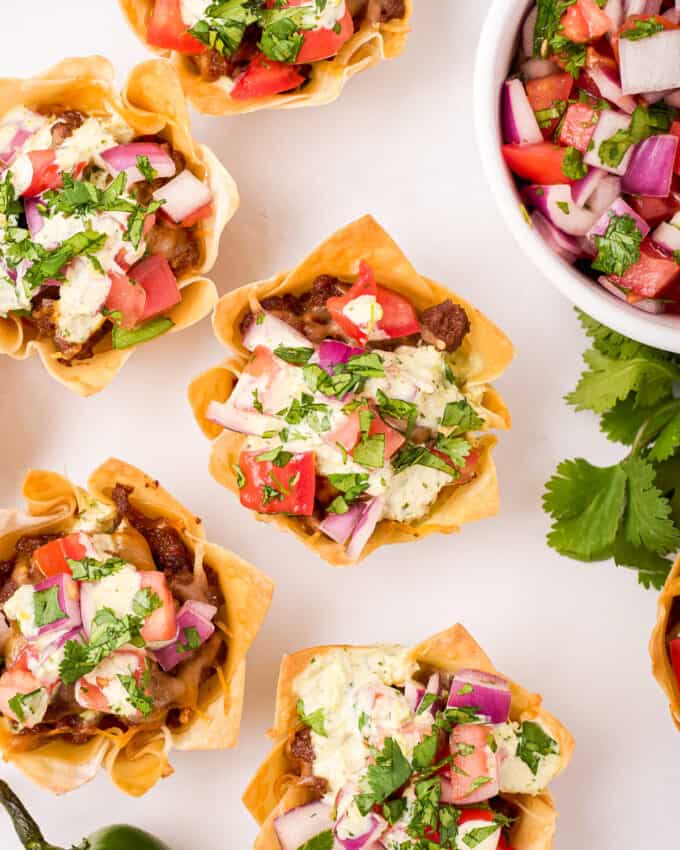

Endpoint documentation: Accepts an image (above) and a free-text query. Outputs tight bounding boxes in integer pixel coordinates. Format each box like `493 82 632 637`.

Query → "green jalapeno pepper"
0 780 171 850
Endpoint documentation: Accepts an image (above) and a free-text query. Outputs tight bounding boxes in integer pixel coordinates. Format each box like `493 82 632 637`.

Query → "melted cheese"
3 585 37 638
86 565 141 622
493 721 562 794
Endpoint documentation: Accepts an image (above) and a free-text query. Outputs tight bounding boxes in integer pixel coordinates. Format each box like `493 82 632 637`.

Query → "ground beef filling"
240 274 471 354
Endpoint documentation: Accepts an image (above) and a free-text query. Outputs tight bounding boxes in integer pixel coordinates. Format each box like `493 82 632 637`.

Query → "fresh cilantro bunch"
543 310 680 589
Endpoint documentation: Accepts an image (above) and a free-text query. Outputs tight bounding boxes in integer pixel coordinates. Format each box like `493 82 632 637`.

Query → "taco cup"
189 216 514 566
119 1 412 114
0 55 239 396
650 554 680 731
243 624 574 850
0 458 273 796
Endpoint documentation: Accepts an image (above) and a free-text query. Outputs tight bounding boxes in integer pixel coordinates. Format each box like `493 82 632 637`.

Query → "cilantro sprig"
543 310 680 588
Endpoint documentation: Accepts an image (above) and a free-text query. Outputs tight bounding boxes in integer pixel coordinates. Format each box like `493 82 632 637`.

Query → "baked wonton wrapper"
243 623 575 850
0 459 273 796
650 554 680 730
0 55 239 396
189 215 514 567
119 0 412 114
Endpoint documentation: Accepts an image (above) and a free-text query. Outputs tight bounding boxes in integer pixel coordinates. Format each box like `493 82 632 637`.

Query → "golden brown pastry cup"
243 624 574 850
0 56 239 396
189 215 514 566
0 458 273 796
650 554 680 731
120 0 412 114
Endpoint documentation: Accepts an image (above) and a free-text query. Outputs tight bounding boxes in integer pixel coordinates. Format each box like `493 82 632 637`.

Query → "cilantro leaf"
647 411 680 463
463 825 500 848
611 532 672 590
296 699 327 737
33 586 65 628
575 309 672 361
434 435 471 470
176 626 203 655
562 146 588 180
412 733 438 770
355 738 411 815
543 459 627 560
516 721 559 775
67 556 126 581
441 399 484 433
622 456 680 555
620 16 664 40
592 214 643 278
273 345 314 364
118 672 154 717
190 0 260 56
298 831 334 850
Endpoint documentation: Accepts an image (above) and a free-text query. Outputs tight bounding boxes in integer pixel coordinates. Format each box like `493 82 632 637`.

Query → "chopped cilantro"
592 214 643 278
296 698 327 737
517 721 559 775
177 626 202 654
67 556 126 581
273 345 314 364
33 585 65 628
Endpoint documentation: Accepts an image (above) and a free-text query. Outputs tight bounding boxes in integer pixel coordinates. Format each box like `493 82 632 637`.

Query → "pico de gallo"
502 0 680 314
0 103 214 361
0 484 222 739
145 0 406 99
273 646 563 850
206 264 495 561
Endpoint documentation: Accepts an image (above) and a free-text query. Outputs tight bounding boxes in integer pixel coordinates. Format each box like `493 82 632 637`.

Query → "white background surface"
0 2 676 848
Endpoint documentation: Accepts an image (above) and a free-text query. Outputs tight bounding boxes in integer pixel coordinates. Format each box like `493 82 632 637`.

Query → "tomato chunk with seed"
33 533 90 577
106 272 146 329
614 241 680 300
239 450 316 515
449 723 499 803
147 0 206 53
23 150 62 197
561 0 611 43
129 254 181 321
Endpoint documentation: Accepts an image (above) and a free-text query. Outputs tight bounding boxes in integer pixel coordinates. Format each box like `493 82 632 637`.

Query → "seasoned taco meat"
50 110 85 146
145 221 201 277
420 300 470 353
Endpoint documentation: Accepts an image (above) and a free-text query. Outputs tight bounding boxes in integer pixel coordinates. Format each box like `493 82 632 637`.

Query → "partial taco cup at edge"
0 459 273 796
189 215 514 567
650 554 680 731
243 624 574 850
0 55 239 396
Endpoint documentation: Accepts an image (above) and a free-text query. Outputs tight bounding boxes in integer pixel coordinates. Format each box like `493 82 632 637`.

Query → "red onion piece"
587 174 622 218
603 0 624 29
622 134 679 197
405 679 425 713
346 497 384 561
447 669 511 724
317 340 365 374
205 399 280 436
274 802 336 850
152 169 212 223
520 58 558 80
153 600 216 672
101 142 176 186
651 222 680 254
34 573 81 636
335 811 386 850
24 197 45 239
585 64 636 113
242 310 312 352
319 502 364 546
502 79 542 146
572 168 605 208
584 110 636 175
521 7 537 57
587 197 651 242
620 29 680 95
524 185 596 236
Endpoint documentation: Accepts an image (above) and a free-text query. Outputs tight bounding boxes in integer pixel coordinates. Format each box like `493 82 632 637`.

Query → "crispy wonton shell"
189 215 514 566
0 55 239 396
243 624 574 850
0 459 273 796
120 1 412 115
650 555 680 730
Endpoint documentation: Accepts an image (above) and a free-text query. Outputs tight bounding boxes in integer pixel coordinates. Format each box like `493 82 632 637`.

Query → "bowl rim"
473 0 680 353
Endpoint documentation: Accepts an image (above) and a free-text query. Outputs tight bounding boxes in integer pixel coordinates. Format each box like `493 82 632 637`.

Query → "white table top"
0 2 676 848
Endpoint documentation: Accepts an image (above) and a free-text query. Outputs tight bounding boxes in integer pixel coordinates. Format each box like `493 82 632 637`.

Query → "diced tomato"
497 836 515 850
431 447 479 483
239 450 316 516
375 287 421 338
139 571 177 645
105 272 147 329
22 150 62 197
458 809 495 826
147 0 206 54
265 0 354 63
449 724 499 803
628 194 680 228
180 202 212 228
245 345 280 381
561 0 611 44
0 662 46 725
33 533 90 577
558 102 599 152
423 826 441 844
501 142 573 185
368 416 405 460
614 240 680 299
75 650 148 714
670 637 680 691
231 53 306 100
526 72 574 137
129 254 181 322
327 261 420 342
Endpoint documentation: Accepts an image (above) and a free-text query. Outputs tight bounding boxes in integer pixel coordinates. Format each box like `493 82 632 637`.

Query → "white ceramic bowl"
474 0 680 353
